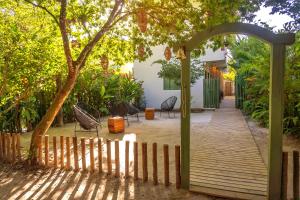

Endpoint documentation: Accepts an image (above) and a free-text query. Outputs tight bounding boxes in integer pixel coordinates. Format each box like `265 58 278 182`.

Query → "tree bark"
55 75 64 127
28 73 77 163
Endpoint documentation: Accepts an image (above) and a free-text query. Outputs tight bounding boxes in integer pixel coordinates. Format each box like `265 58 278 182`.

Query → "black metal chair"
108 102 140 126
73 103 101 137
160 96 177 118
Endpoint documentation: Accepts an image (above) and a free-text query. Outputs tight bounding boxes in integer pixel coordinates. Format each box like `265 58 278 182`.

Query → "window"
163 78 180 90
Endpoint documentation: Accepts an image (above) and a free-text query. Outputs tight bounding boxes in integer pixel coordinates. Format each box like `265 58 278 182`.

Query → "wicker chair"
108 102 140 126
160 96 177 118
73 103 101 137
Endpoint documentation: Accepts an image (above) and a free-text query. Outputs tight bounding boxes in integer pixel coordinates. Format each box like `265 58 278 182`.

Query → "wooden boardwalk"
190 97 267 199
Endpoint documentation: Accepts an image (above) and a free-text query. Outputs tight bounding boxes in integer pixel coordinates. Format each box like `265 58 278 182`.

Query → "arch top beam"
184 22 295 51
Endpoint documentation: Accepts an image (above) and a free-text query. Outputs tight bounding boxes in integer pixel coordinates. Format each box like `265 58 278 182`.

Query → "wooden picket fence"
281 151 299 200
34 135 181 188
0 133 22 163
1 133 300 198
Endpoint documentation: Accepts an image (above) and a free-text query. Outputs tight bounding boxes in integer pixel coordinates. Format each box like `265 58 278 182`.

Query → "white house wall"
133 45 225 109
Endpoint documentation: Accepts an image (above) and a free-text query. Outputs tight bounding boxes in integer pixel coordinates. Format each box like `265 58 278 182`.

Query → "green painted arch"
185 22 295 51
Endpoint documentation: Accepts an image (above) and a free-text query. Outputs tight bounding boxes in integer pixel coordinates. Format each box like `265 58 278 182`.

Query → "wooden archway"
179 22 295 199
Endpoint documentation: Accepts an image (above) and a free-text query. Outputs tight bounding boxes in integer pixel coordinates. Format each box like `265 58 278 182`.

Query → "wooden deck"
190 98 267 199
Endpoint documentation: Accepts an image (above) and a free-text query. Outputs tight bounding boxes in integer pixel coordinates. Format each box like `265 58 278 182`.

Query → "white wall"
133 45 225 109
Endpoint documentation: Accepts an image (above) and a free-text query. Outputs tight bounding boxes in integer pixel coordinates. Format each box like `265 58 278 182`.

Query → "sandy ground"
0 163 226 200
0 111 229 200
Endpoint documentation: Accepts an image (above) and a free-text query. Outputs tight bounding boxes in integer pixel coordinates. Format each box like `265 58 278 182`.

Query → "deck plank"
190 98 267 200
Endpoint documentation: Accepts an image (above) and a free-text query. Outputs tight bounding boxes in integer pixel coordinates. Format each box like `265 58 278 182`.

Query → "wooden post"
152 143 158 185
66 137 71 170
53 136 57 167
44 135 49 166
90 138 95 172
180 48 190 189
11 134 16 163
125 141 129 178
2 134 6 161
0 134 3 160
281 152 288 200
73 137 79 171
164 144 169 186
98 138 102 173
60 136 64 168
175 145 181 189
268 44 285 199
16 134 21 160
115 140 120 177
107 139 112 174
293 151 299 200
81 138 86 171
38 135 42 165
6 134 11 163
142 142 148 182
134 142 138 180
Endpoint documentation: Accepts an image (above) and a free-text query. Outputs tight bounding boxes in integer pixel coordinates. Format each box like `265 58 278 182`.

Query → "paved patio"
190 97 267 199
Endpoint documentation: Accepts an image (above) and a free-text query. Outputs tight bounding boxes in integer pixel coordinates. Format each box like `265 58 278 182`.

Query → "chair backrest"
73 105 99 130
125 103 140 115
109 102 128 117
161 96 177 111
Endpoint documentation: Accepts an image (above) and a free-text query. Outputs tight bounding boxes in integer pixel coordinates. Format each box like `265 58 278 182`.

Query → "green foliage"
231 33 300 134
64 67 144 119
153 58 204 86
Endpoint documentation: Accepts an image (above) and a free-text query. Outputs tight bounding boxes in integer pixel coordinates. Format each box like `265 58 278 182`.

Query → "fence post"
142 142 148 182
81 138 86 171
115 140 120 177
164 144 169 186
98 138 102 173
134 142 138 180
0 134 3 160
125 141 129 178
293 151 299 200
73 137 79 171
44 135 49 166
60 136 64 168
107 139 112 175
175 145 181 189
16 134 21 160
66 137 71 170
53 136 57 167
38 135 42 165
90 138 95 172
152 143 158 185
281 152 288 200
12 134 16 163
6 134 11 163
3 134 6 161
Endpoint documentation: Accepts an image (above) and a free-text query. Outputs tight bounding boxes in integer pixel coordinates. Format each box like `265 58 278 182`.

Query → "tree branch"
59 0 74 74
76 0 124 69
0 57 9 97
23 0 59 25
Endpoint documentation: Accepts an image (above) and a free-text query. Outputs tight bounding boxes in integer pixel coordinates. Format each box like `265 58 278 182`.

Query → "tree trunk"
55 75 64 127
28 73 77 163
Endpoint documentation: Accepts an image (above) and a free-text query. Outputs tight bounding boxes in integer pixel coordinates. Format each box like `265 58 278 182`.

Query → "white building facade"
133 45 226 109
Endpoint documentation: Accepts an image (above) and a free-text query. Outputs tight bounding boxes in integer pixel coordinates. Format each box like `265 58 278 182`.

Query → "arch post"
268 43 286 199
180 48 191 189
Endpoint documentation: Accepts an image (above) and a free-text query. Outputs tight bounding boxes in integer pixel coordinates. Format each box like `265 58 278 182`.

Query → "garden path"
190 96 268 200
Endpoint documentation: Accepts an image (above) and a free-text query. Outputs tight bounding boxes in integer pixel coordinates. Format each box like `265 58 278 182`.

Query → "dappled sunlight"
0 166 206 200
